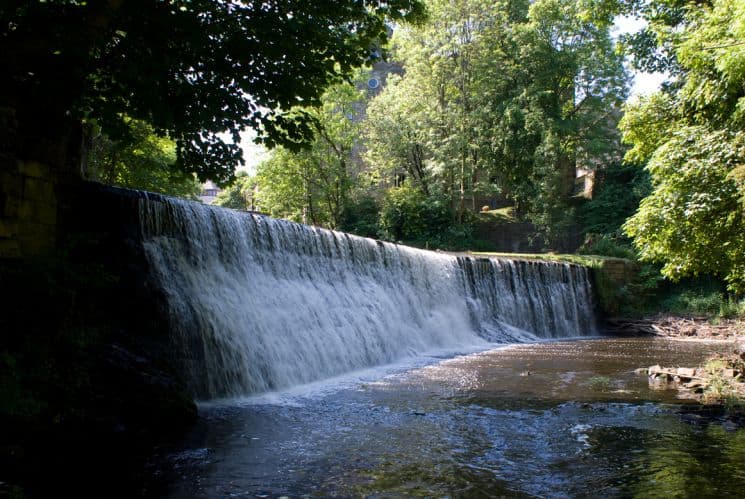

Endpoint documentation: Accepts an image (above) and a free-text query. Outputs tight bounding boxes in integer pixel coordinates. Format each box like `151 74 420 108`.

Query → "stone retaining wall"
600 259 638 285
474 220 584 253
0 159 57 257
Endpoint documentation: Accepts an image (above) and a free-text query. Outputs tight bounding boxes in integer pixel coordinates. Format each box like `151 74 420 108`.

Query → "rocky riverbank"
638 340 745 409
604 314 744 340
605 314 745 409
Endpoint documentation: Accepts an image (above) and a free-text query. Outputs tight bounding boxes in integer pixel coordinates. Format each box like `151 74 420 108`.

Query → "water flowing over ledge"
137 195 596 400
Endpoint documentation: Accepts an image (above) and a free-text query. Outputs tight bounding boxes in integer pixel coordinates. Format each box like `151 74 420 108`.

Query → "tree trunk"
459 152 466 224
558 151 576 199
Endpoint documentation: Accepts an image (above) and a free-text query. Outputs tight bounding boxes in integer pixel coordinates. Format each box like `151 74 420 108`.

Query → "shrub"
341 196 380 238
379 186 450 242
579 163 651 235
579 233 637 259
719 297 745 319
653 276 745 319
377 186 478 250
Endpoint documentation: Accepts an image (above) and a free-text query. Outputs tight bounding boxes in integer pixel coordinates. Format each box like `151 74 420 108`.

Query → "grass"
587 375 613 392
700 356 745 408
469 251 628 267
475 206 516 223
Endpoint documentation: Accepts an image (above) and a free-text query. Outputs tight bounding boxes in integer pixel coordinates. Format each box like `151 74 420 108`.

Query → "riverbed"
153 337 745 497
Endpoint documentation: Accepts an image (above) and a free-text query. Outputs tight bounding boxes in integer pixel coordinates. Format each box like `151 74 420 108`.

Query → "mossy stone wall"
600 259 638 285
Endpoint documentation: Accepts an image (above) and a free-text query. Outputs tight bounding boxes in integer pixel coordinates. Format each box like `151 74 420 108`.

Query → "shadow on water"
153 338 745 498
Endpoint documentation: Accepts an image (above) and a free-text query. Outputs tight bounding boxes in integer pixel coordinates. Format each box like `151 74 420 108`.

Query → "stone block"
17 222 56 256
0 237 21 258
0 171 23 198
0 219 15 238
18 161 51 179
676 367 696 378
600 259 639 285
3 192 20 218
22 176 55 203
18 198 57 225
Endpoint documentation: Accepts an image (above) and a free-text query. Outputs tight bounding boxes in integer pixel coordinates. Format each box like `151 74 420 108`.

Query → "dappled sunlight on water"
156 338 745 498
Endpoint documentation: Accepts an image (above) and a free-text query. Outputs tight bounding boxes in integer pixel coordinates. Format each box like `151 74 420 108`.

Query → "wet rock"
684 379 707 388
648 365 675 383
683 380 708 393
677 391 702 400
722 420 739 432
735 339 745 360
633 368 647 375
677 367 696 378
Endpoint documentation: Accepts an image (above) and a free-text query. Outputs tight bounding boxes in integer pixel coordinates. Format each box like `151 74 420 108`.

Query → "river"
152 337 745 498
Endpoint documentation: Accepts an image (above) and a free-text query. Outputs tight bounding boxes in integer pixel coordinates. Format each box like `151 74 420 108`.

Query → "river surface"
153 338 745 498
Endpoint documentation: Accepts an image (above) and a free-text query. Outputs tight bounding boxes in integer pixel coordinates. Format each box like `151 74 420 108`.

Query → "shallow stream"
155 338 745 498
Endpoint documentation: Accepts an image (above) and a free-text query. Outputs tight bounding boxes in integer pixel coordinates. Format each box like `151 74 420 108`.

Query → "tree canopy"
249 0 629 251
620 0 745 293
364 0 628 243
214 171 257 210
85 117 202 199
256 80 363 228
1 0 425 183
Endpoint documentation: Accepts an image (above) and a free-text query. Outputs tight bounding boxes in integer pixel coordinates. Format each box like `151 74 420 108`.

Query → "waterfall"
138 196 596 399
458 257 596 342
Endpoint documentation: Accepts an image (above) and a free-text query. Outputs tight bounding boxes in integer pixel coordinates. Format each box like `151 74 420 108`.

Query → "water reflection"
158 338 745 498
629 419 745 497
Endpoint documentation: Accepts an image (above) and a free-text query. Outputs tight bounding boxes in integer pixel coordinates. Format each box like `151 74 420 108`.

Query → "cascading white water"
138 196 596 399
458 257 596 341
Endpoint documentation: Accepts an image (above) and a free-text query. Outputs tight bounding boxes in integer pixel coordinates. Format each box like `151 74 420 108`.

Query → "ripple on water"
158 338 745 498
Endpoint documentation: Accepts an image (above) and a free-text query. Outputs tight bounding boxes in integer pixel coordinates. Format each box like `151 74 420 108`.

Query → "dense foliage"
580 163 650 237
256 82 363 227
258 0 629 249
214 171 258 211
1 0 425 182
378 185 454 244
85 118 202 199
368 0 627 243
620 0 745 293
